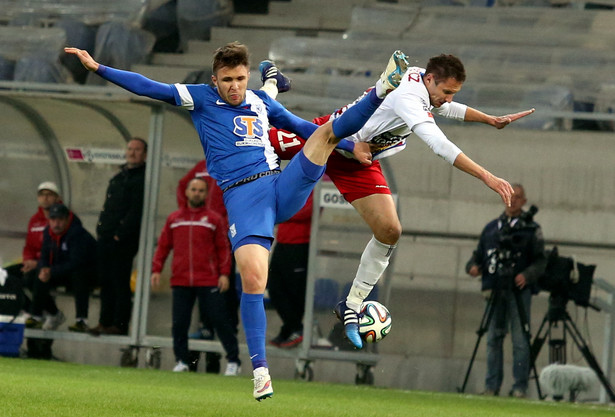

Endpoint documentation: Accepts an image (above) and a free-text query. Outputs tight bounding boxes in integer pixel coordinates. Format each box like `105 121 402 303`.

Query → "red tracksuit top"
275 193 313 244
152 206 231 287
22 207 49 262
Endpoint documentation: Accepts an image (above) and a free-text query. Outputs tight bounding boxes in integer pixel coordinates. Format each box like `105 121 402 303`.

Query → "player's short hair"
212 42 250 75
425 54 466 84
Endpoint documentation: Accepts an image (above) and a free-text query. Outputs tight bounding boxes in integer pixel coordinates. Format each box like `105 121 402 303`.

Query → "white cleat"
172 361 189 372
379 50 410 94
224 362 241 376
253 367 274 401
42 310 65 331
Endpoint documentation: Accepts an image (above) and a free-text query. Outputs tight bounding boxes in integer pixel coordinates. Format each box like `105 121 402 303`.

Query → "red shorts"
325 152 391 203
269 114 391 204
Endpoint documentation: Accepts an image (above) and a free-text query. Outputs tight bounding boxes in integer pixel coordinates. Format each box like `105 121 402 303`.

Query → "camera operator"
466 184 546 398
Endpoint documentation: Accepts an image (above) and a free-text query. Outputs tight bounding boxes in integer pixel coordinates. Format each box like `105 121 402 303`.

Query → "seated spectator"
151 178 240 375
22 182 62 276
27 203 97 332
7 181 63 316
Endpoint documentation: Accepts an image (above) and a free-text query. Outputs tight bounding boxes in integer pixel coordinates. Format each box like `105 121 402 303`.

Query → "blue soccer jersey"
172 84 316 189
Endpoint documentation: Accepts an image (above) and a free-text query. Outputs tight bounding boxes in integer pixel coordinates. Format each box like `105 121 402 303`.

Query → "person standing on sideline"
65 41 408 400
90 138 146 336
268 192 313 348
466 184 546 398
151 178 240 375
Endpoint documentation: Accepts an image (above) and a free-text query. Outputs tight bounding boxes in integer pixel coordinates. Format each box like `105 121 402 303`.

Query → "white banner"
319 187 352 209
65 147 201 168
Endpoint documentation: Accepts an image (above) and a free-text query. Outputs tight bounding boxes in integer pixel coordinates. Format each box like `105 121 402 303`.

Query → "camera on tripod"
490 205 540 289
538 246 595 309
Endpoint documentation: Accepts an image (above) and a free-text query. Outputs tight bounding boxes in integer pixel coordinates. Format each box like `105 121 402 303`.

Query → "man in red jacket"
151 178 240 375
22 182 62 275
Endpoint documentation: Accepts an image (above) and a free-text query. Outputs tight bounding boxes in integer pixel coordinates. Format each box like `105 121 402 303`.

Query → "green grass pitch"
0 357 613 417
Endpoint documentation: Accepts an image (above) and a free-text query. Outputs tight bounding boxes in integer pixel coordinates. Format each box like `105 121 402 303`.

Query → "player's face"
49 216 69 235
424 74 462 108
185 179 208 208
212 65 250 106
37 190 59 210
125 139 147 168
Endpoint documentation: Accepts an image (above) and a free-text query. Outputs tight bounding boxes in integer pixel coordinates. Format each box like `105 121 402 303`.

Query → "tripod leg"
513 289 544 399
459 290 497 393
563 313 615 402
531 314 549 365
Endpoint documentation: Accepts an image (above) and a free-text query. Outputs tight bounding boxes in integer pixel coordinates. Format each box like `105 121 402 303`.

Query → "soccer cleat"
68 319 89 333
173 361 189 372
259 60 291 93
268 334 284 348
379 50 410 94
253 367 274 401
279 332 303 349
25 317 42 329
334 301 363 349
42 310 65 331
224 361 241 376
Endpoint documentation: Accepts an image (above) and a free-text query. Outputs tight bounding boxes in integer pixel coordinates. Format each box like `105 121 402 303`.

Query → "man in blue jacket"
466 184 546 398
28 203 96 332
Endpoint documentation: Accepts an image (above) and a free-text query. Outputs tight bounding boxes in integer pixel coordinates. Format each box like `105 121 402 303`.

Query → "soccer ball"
358 301 392 343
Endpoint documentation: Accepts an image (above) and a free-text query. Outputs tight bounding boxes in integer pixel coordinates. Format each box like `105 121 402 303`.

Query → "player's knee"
317 121 338 144
376 222 401 246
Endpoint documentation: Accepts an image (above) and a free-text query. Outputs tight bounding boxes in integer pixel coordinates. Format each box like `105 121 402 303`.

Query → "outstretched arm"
453 153 514 207
64 47 177 104
464 107 535 129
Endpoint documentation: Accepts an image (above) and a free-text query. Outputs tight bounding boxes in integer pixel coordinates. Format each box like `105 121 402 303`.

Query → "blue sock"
298 150 326 180
241 293 268 370
331 89 382 139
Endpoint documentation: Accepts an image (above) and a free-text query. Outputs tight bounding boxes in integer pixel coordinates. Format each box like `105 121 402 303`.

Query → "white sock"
374 79 387 99
260 80 279 99
346 236 396 311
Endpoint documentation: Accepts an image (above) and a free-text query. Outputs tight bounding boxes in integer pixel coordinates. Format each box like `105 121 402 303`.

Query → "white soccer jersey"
334 67 466 163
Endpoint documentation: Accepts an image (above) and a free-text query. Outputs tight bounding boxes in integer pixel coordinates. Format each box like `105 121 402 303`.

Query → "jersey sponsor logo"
233 116 265 146
370 131 410 153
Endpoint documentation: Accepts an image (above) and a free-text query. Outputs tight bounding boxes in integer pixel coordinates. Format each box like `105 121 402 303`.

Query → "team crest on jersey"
233 116 265 146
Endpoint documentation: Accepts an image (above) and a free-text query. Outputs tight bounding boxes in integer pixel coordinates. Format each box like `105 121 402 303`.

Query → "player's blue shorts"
223 150 325 251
